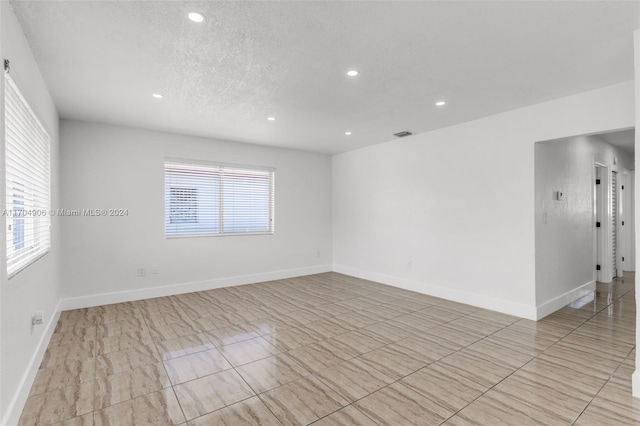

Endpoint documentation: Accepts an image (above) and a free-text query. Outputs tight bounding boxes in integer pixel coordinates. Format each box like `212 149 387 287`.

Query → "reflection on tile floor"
18 272 637 425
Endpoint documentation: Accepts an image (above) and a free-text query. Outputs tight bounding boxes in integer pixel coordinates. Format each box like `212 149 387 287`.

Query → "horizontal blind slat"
5 73 52 277
165 161 274 236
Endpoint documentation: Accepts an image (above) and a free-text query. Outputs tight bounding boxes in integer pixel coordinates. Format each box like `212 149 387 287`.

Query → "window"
164 160 275 237
5 73 51 277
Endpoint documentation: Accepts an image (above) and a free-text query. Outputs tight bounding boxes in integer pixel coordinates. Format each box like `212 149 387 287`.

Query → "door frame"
594 162 613 283
615 171 632 276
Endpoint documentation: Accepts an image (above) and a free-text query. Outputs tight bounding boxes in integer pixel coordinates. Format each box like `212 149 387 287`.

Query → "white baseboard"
59 265 332 311
633 370 640 398
332 264 537 320
2 300 61 426
1 264 599 425
535 280 596 320
3 265 331 425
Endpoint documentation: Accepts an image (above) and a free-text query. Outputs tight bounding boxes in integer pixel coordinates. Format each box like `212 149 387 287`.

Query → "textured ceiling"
11 1 640 155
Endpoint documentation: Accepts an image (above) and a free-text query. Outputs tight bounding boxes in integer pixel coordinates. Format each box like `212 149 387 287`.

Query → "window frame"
164 158 275 238
4 72 52 278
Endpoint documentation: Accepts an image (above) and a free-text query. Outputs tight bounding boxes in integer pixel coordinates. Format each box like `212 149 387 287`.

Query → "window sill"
165 232 274 239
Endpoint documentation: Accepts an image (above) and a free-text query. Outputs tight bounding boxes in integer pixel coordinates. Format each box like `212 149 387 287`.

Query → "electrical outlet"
407 260 412 270
137 268 146 277
151 267 159 275
316 251 321 258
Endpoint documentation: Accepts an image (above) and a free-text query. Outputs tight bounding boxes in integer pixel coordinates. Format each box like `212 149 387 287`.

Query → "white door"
596 166 605 282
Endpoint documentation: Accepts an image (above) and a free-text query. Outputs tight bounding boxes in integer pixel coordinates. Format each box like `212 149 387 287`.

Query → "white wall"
333 81 634 320
534 135 633 318
60 120 332 307
0 3 62 424
619 169 636 273
632 28 640 399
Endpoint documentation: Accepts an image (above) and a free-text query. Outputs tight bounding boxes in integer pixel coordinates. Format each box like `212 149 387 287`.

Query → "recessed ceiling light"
188 12 205 23
435 101 446 106
267 117 276 121
347 70 359 77
345 131 352 136
152 93 163 99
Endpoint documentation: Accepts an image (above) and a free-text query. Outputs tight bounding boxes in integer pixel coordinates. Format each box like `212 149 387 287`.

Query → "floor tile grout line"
241 280 622 421
413 278 631 423
226 348 284 424
91 312 98 421
170 292 287 425
139 306 190 425
25 273 635 425
166 282 462 424
420 316 541 424
45 289 521 424
569 344 637 425
306 305 524 425
183 394 272 425
94 311 161 393
435 284 625 423
444 279 635 424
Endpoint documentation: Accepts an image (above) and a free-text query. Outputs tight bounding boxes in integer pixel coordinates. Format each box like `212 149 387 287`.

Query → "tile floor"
17 272 637 425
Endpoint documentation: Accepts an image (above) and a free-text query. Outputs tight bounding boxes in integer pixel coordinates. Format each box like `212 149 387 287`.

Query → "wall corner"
632 28 640 399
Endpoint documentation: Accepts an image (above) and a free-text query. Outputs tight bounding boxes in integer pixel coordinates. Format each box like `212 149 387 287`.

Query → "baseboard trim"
3 265 332 424
2 300 62 426
332 264 537 320
0 265 629 424
535 280 596 320
59 265 332 311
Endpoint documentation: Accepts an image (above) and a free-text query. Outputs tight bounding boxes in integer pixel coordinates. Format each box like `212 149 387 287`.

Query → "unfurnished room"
0 1 639 425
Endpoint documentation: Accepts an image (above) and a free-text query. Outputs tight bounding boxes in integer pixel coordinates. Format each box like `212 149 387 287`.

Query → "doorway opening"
594 161 633 283
534 128 635 318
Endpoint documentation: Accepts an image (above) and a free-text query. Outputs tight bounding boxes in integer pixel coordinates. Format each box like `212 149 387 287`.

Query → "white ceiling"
599 129 635 156
12 1 640 155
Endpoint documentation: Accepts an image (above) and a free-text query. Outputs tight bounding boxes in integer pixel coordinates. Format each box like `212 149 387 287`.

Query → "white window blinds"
165 160 275 237
5 73 51 277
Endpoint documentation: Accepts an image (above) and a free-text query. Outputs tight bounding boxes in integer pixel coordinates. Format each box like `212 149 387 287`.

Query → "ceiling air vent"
393 131 413 138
